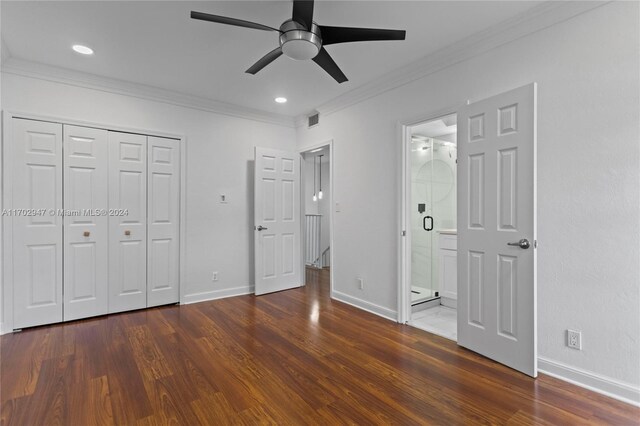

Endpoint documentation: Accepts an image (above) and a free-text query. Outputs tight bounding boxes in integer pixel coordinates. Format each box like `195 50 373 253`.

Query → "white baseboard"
538 357 640 407
331 290 397 322
441 297 457 309
182 285 254 305
0 322 10 335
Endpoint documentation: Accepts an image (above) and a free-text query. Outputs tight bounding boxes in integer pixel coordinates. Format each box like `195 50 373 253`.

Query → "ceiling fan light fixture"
282 39 320 60
191 1 406 83
279 20 322 61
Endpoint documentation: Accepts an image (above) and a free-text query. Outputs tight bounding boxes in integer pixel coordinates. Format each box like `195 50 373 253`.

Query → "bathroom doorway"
404 113 458 340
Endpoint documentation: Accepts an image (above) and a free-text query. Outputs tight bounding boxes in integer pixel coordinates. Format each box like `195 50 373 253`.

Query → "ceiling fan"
191 0 406 83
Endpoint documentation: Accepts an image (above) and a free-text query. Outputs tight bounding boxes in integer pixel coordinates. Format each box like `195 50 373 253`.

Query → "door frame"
397 105 463 325
1 110 187 334
298 139 334 296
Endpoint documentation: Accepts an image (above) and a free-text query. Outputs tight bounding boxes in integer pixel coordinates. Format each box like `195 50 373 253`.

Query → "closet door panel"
63 125 109 321
108 132 147 313
147 137 180 307
12 119 63 328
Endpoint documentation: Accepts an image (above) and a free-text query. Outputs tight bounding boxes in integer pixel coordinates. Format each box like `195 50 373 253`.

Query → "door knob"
124 230 131 236
83 231 90 237
256 226 268 231
508 238 530 249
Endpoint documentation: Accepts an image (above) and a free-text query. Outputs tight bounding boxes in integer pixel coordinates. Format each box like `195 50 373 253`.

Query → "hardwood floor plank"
68 375 114 426
28 356 71 426
104 342 153 423
1 266 638 425
125 325 173 382
0 330 50 399
190 391 236 425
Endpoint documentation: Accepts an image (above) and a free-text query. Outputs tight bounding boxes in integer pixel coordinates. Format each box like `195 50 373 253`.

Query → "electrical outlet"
567 329 582 350
212 272 219 281
357 277 364 290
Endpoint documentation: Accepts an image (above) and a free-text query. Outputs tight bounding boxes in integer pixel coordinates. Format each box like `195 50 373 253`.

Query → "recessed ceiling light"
72 45 94 55
274 97 287 104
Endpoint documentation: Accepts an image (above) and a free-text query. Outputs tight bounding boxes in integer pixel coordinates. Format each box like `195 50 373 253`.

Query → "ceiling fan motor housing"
279 20 322 60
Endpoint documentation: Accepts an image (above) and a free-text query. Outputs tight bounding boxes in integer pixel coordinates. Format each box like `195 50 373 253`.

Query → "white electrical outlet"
212 271 219 281
357 277 364 290
567 329 582 350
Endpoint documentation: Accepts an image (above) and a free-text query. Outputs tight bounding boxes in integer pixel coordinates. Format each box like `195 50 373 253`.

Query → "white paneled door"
147 136 180 307
12 119 63 328
457 83 537 377
63 125 109 321
254 147 301 295
108 132 148 313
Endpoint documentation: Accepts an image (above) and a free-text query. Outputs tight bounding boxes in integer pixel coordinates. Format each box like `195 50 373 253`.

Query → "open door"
254 147 302 295
457 83 537 377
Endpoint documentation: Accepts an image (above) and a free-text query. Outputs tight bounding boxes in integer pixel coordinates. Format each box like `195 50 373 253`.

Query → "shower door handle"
423 216 433 231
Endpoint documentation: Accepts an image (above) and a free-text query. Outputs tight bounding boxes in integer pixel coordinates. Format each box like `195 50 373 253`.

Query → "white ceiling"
412 113 457 139
1 1 542 118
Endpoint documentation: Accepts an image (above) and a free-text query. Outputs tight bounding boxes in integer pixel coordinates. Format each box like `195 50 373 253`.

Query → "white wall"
1 72 296 317
296 2 640 400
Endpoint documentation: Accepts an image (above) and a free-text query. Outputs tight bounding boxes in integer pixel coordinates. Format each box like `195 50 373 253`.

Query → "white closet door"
63 125 109 321
108 132 147 313
12 119 63 328
147 136 180 307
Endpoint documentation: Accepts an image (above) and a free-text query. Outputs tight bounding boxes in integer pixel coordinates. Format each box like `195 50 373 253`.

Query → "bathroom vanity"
438 230 457 309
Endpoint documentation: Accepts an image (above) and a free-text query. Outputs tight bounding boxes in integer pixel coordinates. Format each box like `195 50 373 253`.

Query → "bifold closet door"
12 119 63 329
147 137 180 306
108 132 147 313
63 125 109 321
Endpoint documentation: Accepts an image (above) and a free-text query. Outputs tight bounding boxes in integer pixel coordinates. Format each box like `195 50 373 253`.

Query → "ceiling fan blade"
292 0 314 30
191 11 279 32
246 47 283 75
319 26 406 45
312 48 347 83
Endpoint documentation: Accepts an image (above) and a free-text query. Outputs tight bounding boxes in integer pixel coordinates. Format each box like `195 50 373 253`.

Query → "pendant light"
312 155 317 202
318 154 323 200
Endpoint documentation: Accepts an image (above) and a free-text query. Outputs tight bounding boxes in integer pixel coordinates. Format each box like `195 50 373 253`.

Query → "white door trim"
1 110 187 334
298 140 334 297
397 104 464 325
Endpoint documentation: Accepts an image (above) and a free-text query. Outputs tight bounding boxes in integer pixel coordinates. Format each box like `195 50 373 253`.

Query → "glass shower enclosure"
410 120 457 305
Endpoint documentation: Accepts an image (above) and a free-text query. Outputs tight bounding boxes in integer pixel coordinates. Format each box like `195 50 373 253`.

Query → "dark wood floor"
1 267 638 425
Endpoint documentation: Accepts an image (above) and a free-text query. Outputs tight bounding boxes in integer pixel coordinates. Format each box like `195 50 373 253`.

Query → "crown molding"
295 114 308 129
295 1 608 126
1 57 296 128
